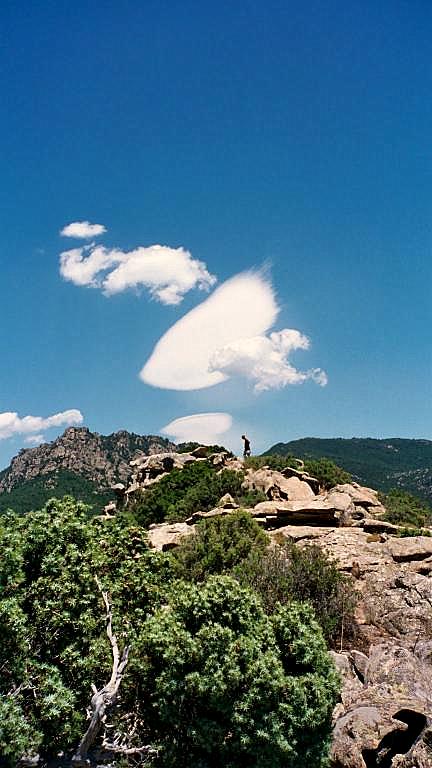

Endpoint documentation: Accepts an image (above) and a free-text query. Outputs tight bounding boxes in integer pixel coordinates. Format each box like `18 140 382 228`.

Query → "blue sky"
1 0 431 468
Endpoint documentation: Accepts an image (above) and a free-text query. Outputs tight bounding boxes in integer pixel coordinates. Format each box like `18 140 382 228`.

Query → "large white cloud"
161 412 232 446
140 271 327 391
0 409 83 441
140 272 279 389
60 221 107 239
59 244 216 305
209 330 328 392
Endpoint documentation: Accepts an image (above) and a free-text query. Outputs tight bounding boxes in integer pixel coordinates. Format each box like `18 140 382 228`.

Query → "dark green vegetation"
0 469 111 515
172 509 268 581
172 515 357 645
140 577 339 768
0 498 340 766
176 442 231 455
379 488 432 529
127 461 266 527
237 540 357 644
266 437 432 502
245 454 351 489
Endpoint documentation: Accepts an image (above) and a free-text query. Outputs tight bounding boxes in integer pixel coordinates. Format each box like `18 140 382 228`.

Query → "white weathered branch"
72 577 131 764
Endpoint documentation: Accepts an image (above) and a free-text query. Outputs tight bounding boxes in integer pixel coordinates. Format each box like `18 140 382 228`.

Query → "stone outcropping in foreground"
272 524 432 768
331 643 432 768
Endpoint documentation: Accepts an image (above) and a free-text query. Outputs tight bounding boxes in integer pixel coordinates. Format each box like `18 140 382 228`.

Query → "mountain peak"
0 426 176 513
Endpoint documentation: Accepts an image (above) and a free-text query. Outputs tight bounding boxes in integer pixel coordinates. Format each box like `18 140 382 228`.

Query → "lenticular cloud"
161 412 233 446
140 272 279 390
140 271 327 392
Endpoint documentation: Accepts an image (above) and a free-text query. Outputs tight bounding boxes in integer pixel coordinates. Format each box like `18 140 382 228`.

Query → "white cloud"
209 330 328 392
140 271 327 392
140 272 279 389
0 409 83 441
59 244 216 305
24 434 45 446
161 412 232 446
60 221 107 239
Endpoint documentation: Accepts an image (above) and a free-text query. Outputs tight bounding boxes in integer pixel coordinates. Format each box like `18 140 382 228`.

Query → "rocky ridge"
108 449 432 768
0 427 175 496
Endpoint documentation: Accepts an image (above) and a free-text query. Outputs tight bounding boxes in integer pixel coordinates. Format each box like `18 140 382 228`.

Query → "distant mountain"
0 426 176 514
265 437 432 502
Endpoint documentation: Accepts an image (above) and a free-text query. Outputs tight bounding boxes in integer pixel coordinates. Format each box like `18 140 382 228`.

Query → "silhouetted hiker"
241 434 251 458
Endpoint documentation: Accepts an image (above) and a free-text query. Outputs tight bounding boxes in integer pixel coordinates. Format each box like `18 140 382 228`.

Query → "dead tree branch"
72 577 133 764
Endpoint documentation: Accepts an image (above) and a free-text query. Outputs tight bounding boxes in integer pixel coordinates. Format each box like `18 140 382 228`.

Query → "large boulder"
147 521 195 551
127 452 197 495
281 465 321 494
244 467 315 502
331 643 432 768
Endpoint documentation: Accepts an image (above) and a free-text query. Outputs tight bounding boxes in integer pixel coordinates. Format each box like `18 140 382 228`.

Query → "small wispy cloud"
24 434 45 446
0 409 83 441
59 244 216 305
60 221 107 239
209 330 328 392
141 271 327 391
161 412 232 446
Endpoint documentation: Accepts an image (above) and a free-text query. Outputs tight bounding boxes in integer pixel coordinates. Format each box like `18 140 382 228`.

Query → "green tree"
0 497 173 763
129 462 264 527
134 575 339 768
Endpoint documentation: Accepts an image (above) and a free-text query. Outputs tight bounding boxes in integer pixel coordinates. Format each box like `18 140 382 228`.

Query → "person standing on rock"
241 434 251 458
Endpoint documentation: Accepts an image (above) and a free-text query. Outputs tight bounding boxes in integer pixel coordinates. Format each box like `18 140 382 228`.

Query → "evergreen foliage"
236 540 357 644
135 575 339 767
0 469 111 515
0 497 340 765
0 498 173 763
172 509 268 581
380 488 432 528
128 461 265 527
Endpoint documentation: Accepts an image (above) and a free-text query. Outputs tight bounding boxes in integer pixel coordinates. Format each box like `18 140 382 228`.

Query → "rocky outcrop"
331 643 432 768
242 466 317 501
269 523 432 767
147 522 195 551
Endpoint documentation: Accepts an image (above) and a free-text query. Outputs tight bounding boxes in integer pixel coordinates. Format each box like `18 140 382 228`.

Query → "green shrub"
380 488 432 529
236 541 357 645
397 526 431 538
176 442 231 456
129 462 265 528
244 454 299 472
0 695 40 763
172 510 268 581
134 575 339 768
303 457 351 489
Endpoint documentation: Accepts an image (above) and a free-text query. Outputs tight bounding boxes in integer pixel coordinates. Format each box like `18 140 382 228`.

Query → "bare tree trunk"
72 577 131 764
